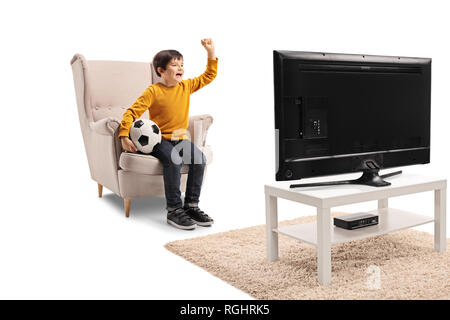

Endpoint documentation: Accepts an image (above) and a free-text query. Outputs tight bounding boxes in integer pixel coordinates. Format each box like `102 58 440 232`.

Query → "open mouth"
176 73 183 78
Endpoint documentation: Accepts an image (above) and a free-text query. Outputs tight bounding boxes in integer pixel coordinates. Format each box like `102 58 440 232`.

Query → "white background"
0 0 448 299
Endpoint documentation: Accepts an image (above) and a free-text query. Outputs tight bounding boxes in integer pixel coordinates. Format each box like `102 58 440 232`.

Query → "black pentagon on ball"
134 120 144 128
152 124 159 134
138 135 149 146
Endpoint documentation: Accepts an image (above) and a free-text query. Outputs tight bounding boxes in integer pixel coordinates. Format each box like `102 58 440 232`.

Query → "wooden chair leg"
124 198 131 218
98 183 103 198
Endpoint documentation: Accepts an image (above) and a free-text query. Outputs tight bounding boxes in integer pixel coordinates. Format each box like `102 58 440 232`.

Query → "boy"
118 38 218 230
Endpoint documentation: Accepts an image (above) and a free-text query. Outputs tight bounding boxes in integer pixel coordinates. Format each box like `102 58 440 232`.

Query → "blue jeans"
150 139 206 209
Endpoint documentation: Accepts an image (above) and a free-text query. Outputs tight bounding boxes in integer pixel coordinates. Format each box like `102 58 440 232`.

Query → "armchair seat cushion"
119 145 212 175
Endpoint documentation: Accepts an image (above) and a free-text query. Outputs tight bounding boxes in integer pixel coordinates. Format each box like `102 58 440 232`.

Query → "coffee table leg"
265 193 279 261
317 207 331 285
434 188 446 252
378 198 388 209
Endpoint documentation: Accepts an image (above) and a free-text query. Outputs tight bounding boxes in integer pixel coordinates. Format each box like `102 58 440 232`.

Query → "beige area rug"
165 214 450 300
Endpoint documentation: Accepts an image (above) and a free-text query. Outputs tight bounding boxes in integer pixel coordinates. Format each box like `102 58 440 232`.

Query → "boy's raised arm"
188 38 218 94
201 38 216 60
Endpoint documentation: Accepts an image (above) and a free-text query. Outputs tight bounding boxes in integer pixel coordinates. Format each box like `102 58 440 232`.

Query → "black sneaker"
184 206 214 227
167 208 196 230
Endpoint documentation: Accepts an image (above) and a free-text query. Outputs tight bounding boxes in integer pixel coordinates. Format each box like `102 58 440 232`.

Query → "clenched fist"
201 38 216 60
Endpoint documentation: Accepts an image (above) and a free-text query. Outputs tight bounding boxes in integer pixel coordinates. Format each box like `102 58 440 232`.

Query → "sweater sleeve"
187 58 218 94
118 86 154 138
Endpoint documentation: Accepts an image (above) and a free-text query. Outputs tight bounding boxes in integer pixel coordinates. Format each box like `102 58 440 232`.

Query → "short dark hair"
152 50 183 77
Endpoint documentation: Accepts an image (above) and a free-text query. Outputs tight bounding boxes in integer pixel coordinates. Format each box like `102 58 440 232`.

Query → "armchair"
70 54 213 217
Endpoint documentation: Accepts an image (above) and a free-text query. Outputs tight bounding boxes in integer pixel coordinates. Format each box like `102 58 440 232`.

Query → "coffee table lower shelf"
274 208 434 247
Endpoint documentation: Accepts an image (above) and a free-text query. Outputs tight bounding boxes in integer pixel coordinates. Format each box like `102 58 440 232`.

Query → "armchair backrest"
71 53 161 123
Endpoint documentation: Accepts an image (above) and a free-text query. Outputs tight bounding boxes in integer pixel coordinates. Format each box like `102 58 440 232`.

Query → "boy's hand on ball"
121 137 137 153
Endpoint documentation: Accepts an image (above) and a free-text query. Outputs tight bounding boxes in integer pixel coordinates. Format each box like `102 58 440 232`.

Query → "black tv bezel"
274 50 431 182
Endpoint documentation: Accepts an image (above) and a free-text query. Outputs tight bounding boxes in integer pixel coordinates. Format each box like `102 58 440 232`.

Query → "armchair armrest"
89 117 120 136
87 117 123 173
188 114 214 147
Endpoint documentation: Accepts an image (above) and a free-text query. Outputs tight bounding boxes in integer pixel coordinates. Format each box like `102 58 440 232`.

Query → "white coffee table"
264 173 447 286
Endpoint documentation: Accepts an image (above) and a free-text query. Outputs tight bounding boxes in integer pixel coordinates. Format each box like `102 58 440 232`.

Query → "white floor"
0 174 255 299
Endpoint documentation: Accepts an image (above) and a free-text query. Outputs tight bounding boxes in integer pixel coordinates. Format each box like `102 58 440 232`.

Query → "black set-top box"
333 213 379 230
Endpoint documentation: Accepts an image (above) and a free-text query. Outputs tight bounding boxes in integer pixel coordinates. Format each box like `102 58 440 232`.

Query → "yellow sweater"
118 58 218 140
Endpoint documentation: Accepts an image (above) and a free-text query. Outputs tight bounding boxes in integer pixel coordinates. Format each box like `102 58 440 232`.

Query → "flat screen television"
273 50 431 187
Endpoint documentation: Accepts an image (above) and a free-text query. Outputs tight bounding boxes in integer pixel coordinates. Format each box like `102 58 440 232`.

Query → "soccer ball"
129 119 162 154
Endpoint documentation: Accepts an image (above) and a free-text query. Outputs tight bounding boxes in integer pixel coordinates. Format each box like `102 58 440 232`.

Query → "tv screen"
274 50 431 186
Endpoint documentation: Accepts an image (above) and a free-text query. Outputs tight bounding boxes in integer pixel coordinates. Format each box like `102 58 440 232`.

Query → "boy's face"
159 58 184 86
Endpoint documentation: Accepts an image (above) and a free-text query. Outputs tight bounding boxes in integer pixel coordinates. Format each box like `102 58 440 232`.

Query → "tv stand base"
290 169 402 189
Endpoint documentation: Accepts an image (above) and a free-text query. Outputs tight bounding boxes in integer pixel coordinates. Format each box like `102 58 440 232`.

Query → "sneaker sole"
167 219 196 230
192 219 214 227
